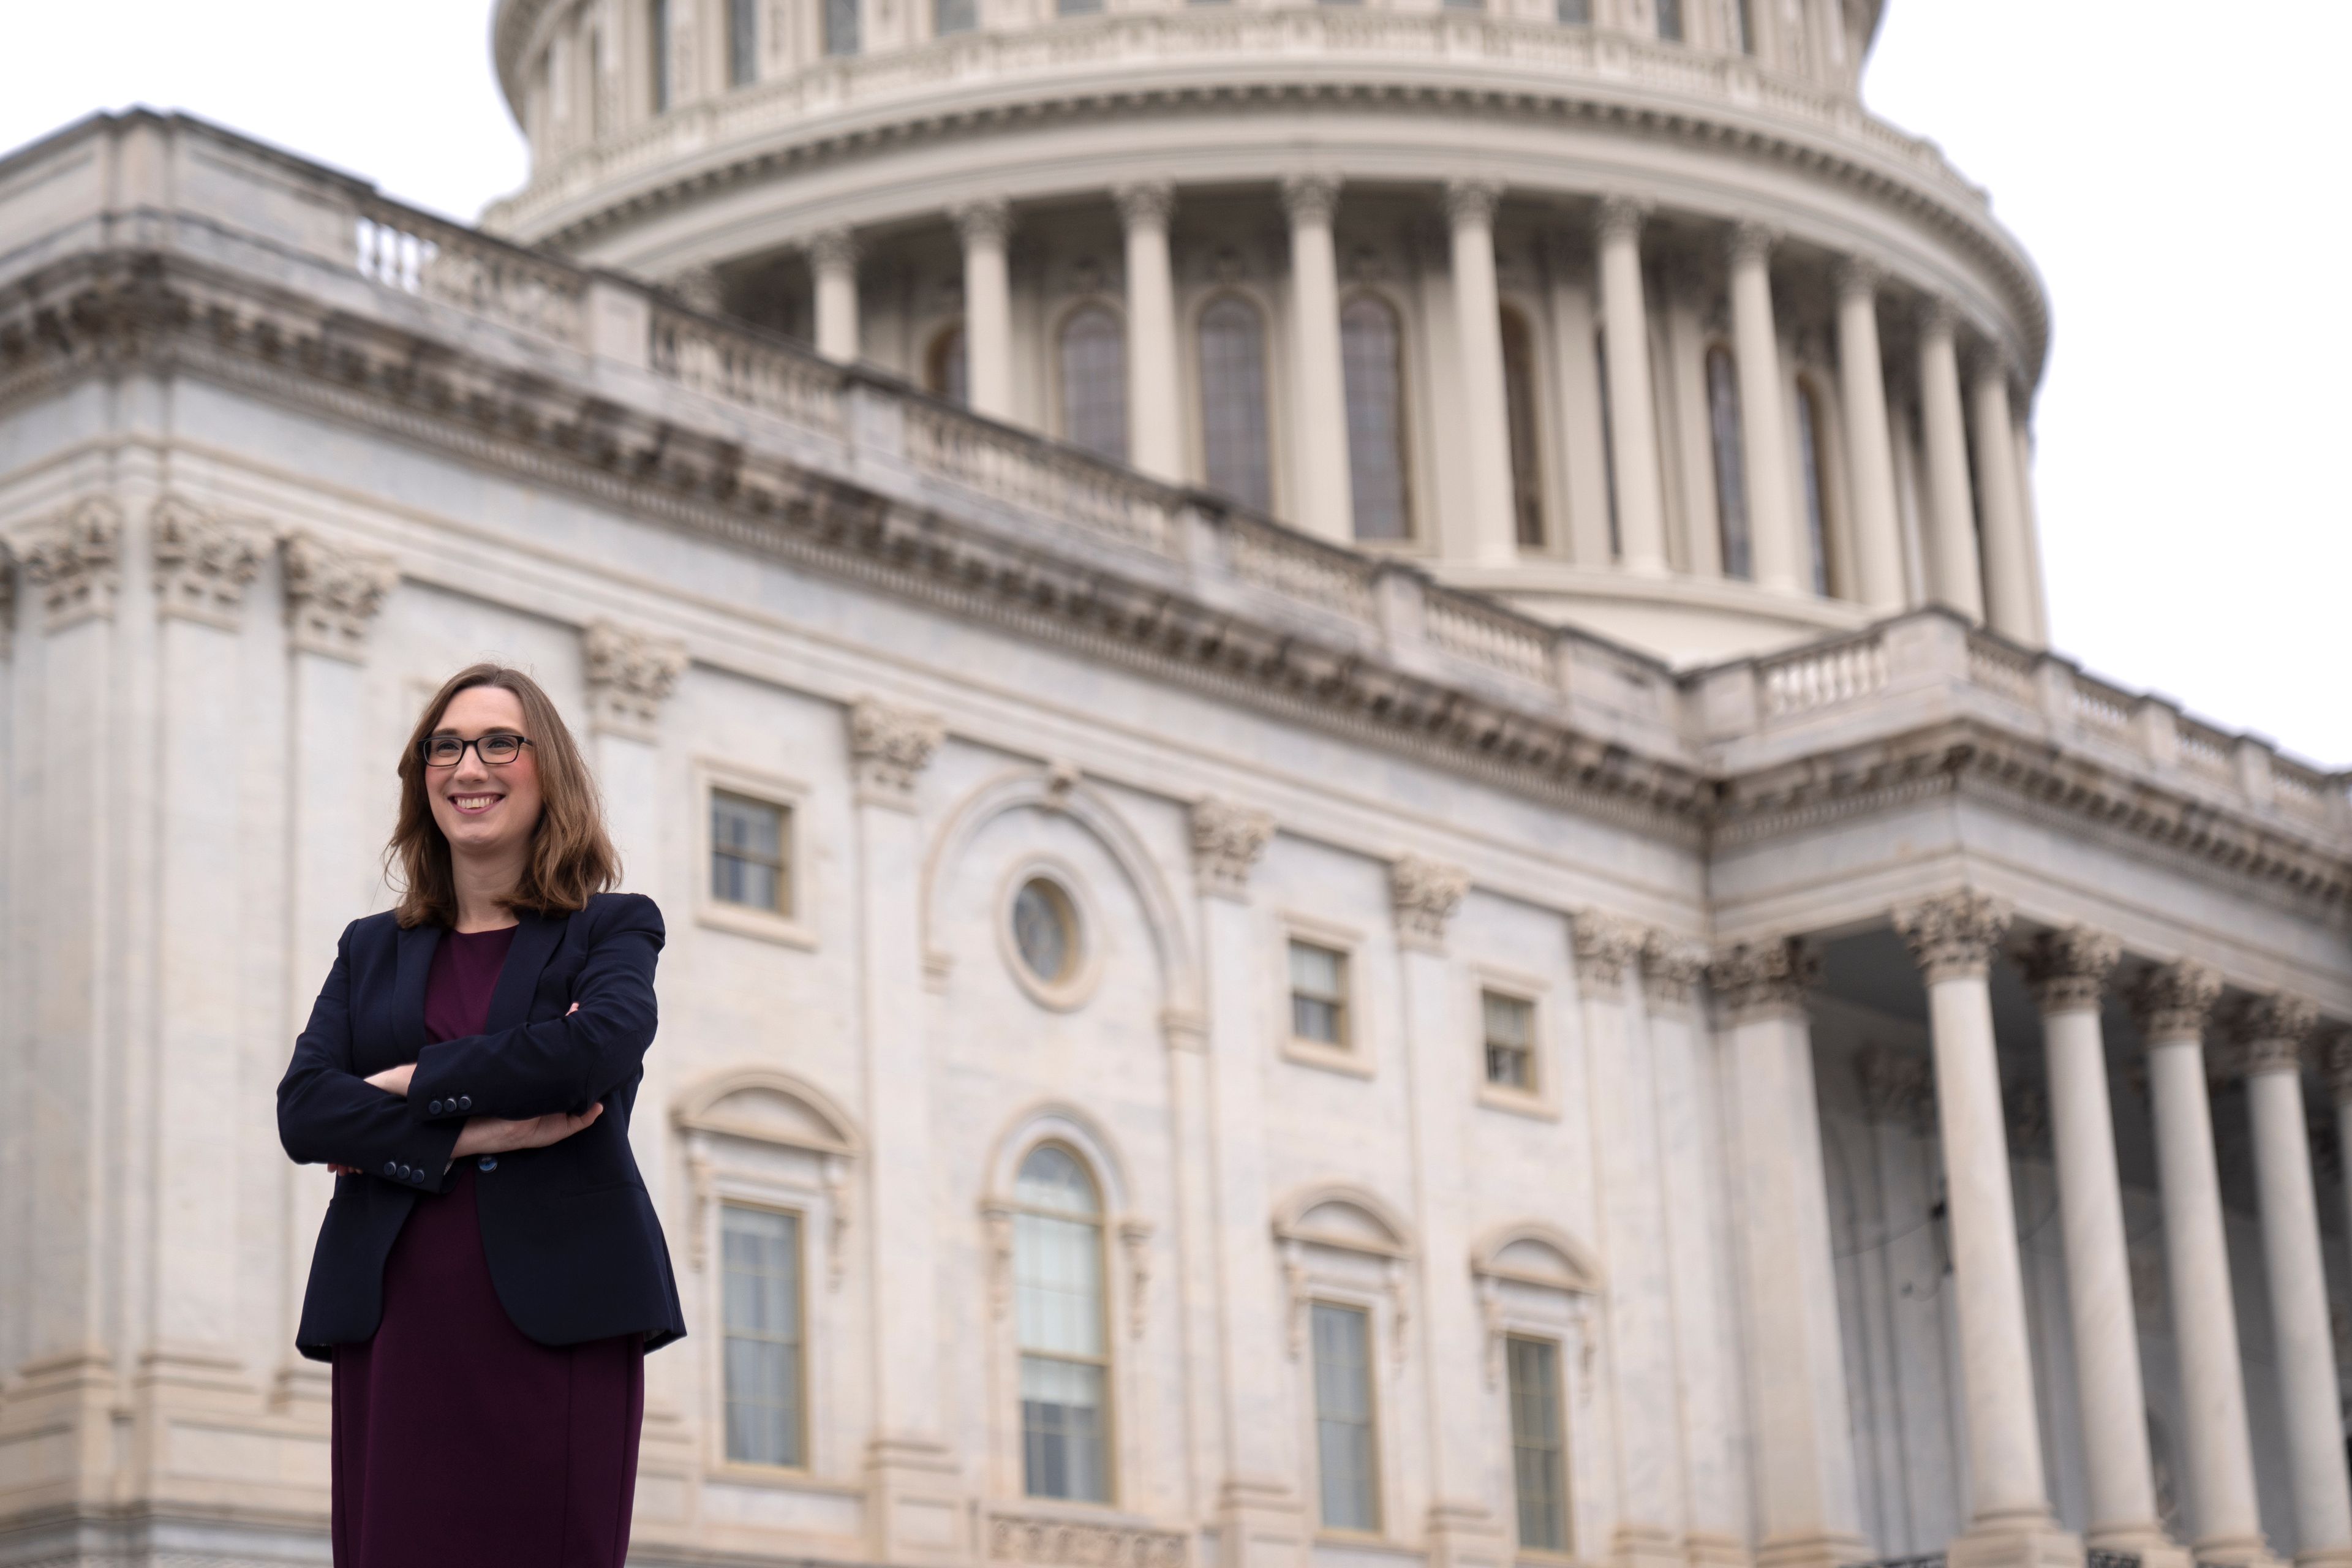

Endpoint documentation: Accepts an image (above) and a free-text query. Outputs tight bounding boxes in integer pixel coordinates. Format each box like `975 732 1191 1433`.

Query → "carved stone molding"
1572 912 1646 1000
1592 194 1649 247
2226 992 2319 1079
986 1512 1187 1568
1112 180 1175 232
582 619 688 742
282 531 399 661
151 496 270 630
1278 172 1341 227
2018 925 2120 1014
1834 254 1885 303
1724 219 1778 269
1442 177 1502 228
806 225 860 273
1390 854 1469 955
848 696 943 809
13 497 123 630
2129 960 2223 1046
1189 798 1273 903
1640 931 1708 1014
951 197 1013 249
1708 938 1817 1023
1916 295 1962 341
1856 1046 1936 1136
1893 889 2013 983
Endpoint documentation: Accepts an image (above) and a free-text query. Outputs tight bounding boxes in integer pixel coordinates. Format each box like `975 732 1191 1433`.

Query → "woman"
277 663 688 1567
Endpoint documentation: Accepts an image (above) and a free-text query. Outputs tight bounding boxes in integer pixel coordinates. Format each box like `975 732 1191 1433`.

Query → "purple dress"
331 925 646 1568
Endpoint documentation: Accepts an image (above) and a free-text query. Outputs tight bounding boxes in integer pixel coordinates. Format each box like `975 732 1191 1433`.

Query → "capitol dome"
484 0 2048 664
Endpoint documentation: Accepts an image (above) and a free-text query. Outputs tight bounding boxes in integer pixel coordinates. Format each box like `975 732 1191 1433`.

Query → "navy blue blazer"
276 891 688 1362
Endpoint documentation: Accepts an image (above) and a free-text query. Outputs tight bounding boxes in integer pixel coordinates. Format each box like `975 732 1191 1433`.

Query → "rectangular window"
729 0 758 85
825 0 861 54
1482 990 1535 1091
711 791 791 915
1507 1337 1568 1552
1654 0 1682 42
1313 1303 1378 1532
1289 940 1349 1047
722 1205 805 1467
649 0 671 111
1018 1207 1109 1502
935 0 977 35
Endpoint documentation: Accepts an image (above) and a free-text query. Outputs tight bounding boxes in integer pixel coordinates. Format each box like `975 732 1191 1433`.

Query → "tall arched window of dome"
1059 305 1129 462
1705 345 1752 579
1014 1144 1112 1503
1501 306 1546 549
1655 0 1683 43
926 324 968 407
728 0 758 86
1198 295 1272 512
649 0 671 112
824 0 860 55
1594 329 1621 558
1341 293 1412 541
935 0 977 36
1730 0 1754 55
1795 377 1834 596
1555 0 1591 21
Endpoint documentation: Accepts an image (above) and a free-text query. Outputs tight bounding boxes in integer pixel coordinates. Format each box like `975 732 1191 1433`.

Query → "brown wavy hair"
387 663 619 928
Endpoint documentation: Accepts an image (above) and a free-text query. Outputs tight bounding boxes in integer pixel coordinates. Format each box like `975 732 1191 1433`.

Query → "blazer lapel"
393 921 442 1059
484 907 567 1033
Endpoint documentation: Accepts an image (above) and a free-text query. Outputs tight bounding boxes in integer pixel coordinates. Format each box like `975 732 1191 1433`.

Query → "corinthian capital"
1833 254 1885 304
1708 938 1817 1023
951 198 1012 249
2018 925 2120 1014
1893 890 2013 984
1279 173 1342 227
2226 992 2319 1079
582 619 689 742
1189 798 1273 903
1591 194 1649 247
1390 854 1469 955
848 697 944 809
13 497 123 630
1442 178 1503 230
1113 181 1176 232
1639 931 1709 1014
1724 219 1778 270
2328 1031 2352 1108
152 496 270 630
2128 960 2223 1045
807 226 861 274
282 531 398 661
1572 912 1646 1000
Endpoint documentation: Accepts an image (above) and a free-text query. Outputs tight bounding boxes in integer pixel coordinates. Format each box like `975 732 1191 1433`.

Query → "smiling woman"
276 663 686 1568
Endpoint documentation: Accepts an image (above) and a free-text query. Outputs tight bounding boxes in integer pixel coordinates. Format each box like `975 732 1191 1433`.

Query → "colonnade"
774 179 2046 643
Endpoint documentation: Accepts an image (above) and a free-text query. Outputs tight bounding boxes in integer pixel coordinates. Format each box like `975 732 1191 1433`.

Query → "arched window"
1594 330 1619 558
824 0 861 53
935 0 976 34
1655 0 1683 42
1555 0 1590 20
649 0 671 112
1705 345 1751 579
1199 295 1272 511
1341 295 1411 541
1059 306 1128 461
927 324 968 407
728 0 758 86
1015 1145 1110 1502
1795 379 1833 595
1500 307 1545 549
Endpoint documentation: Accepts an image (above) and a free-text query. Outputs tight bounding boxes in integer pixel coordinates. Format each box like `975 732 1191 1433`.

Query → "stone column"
1542 237 1615 568
1892 892 2076 1568
810 226 861 364
1578 915 1685 1568
1117 182 1184 483
1832 260 1907 614
1915 303 1986 620
1281 173 1354 543
1444 179 1518 567
846 697 963 1564
2130 962 2271 1567
952 198 1014 420
1709 939 1871 1568
1969 358 2040 645
2017 929 2184 1568
1189 800 1308 1568
2334 1035 2352 1357
1594 197 1669 575
2231 996 2352 1568
276 530 399 1414
1726 224 1803 596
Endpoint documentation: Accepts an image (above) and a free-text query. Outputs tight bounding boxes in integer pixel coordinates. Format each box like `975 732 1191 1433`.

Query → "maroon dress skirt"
331 924 646 1568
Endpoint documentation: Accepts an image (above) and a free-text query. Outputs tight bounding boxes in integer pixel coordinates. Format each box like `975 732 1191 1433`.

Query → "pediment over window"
672 1066 861 1156
1471 1223 1602 1294
1272 1184 1413 1259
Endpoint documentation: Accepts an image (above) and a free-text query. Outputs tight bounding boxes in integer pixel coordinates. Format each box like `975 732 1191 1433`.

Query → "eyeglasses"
420 733 534 768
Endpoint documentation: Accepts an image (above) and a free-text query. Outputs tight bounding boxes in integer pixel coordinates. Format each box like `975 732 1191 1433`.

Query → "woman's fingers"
567 1001 579 1015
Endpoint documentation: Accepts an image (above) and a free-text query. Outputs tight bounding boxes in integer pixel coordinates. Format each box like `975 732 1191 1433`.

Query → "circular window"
1011 878 1078 985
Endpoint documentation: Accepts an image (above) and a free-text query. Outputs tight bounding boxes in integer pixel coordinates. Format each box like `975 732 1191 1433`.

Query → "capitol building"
4 1 2352 1566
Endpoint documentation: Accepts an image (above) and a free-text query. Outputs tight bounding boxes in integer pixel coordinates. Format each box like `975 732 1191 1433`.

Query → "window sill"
1477 1085 1558 1121
707 1460 854 1491
1281 1036 1374 1079
697 899 818 950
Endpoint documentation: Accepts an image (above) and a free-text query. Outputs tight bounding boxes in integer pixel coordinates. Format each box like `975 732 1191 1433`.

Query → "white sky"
5 2 2347 763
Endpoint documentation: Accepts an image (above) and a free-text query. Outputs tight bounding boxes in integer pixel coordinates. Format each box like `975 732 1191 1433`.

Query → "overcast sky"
6 2 2347 762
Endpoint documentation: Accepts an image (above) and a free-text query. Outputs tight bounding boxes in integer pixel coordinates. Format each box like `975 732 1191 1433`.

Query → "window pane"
928 325 968 405
1312 1303 1378 1531
1289 941 1348 1046
711 791 788 914
1012 880 1076 984
1199 296 1272 511
1507 1336 1567 1552
1655 0 1682 42
1796 382 1830 595
935 0 977 34
1341 296 1410 540
1706 346 1751 579
722 1206 804 1466
1020 1355 1109 1501
1017 1145 1101 1217
729 0 758 85
1483 991 1534 1090
826 0 861 53
1060 306 1128 461
1015 1211 1104 1358
649 0 671 112
1501 308 1545 548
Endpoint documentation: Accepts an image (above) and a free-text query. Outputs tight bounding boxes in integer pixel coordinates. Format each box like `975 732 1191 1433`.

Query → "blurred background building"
1 3 2349 1567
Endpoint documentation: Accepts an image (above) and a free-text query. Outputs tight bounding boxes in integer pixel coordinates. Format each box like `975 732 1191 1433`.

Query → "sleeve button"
428 1099 443 1115
458 1096 472 1111
382 1161 396 1176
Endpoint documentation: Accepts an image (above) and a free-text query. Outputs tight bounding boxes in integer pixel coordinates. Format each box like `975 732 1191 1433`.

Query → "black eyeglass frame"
419 733 535 769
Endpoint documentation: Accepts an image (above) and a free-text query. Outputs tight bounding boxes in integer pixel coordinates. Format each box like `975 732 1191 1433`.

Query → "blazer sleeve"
407 894 664 1124
276 923 462 1192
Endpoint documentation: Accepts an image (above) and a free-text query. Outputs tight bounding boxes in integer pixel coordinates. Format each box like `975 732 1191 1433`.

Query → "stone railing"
1223 510 1378 622
1759 630 1889 718
1423 590 1556 685
353 195 587 349
647 298 847 439
900 399 1175 556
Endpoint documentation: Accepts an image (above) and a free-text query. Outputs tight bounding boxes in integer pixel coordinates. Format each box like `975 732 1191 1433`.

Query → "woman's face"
426 685 545 864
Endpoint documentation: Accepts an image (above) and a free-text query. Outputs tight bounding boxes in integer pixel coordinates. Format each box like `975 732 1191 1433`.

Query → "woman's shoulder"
341 908 405 951
582 891 665 940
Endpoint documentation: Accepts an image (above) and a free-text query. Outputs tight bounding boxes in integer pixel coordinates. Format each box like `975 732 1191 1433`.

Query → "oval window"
1011 878 1078 986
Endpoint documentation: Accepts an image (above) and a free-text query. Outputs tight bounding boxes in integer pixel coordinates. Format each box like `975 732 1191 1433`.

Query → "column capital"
1856 1046 1937 1135
1724 218 1779 270
806 225 861 273
848 696 944 809
1708 937 1817 1023
1570 911 1645 1000
2327 1031 2352 1107
582 619 689 742
1279 172 1343 227
1833 254 1885 303
2128 959 2223 1044
1591 193 1649 247
1390 854 1469 956
1189 797 1273 903
2019 925 2121 1014
1442 178 1503 228
2225 992 2319 1078
1916 295 1963 341
282 530 398 661
152 495 271 630
10 496 123 630
1893 889 2014 983
1639 930 1709 1014
1113 180 1176 231
951 197 1012 249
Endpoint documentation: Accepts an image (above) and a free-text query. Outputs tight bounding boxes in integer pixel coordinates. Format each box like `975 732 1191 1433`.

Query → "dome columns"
1967 349 2041 646
1725 221 1804 595
1280 173 1354 545
809 227 861 364
1444 179 1518 568
1114 181 1183 484
952 198 1016 420
1593 195 1670 576
1833 258 1907 614
1914 300 1987 623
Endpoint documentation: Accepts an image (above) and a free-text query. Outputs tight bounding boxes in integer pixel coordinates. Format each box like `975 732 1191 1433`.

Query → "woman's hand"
451 1101 603 1159
363 1062 415 1096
